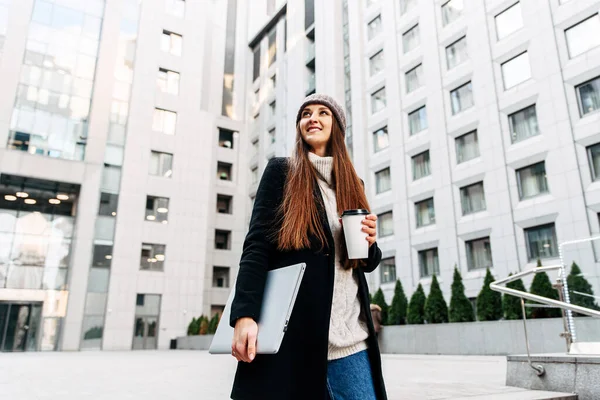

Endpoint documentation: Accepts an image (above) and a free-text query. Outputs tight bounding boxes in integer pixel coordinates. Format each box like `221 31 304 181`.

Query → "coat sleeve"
362 241 382 273
358 178 382 273
229 158 286 327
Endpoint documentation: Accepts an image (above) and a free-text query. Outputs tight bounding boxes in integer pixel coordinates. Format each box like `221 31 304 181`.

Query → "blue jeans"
326 350 377 400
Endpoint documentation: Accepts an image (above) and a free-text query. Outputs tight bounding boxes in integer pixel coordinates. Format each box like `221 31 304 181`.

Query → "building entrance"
0 302 42 352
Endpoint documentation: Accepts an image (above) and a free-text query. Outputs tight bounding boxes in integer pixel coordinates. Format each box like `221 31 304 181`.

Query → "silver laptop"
209 262 306 355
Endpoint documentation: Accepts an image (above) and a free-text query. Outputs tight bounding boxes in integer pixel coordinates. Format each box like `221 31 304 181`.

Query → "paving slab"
0 351 578 399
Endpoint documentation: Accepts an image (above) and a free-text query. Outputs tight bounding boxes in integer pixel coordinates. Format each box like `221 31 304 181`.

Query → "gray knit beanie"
296 94 346 135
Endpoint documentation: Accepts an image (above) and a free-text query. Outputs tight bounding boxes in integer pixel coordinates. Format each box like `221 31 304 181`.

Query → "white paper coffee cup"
341 209 370 259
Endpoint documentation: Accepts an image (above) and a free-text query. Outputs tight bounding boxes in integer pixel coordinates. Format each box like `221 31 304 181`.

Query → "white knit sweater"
308 152 369 360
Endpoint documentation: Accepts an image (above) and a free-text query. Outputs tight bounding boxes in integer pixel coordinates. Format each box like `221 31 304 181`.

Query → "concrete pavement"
0 351 575 399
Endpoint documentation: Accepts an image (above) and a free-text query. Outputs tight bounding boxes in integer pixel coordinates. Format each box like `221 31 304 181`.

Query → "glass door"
0 302 42 352
132 316 158 350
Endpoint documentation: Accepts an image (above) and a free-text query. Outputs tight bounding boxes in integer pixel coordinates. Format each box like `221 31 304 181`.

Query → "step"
569 341 600 355
453 389 577 399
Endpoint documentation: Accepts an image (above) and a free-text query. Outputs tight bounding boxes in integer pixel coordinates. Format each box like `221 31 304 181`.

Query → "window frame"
524 223 558 261
460 181 486 215
445 35 468 70
379 257 396 284
516 161 549 200
565 13 600 59
501 51 531 90
576 75 600 117
450 81 474 115
455 130 479 163
377 211 394 237
412 150 431 181
375 167 391 194
415 197 435 228
587 143 600 181
508 104 539 143
466 237 492 271
402 24 420 54
494 2 523 41
418 247 440 278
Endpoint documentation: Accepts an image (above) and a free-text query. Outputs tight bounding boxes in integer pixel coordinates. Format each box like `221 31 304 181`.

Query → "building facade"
1 0 600 352
0 0 249 351
246 0 600 308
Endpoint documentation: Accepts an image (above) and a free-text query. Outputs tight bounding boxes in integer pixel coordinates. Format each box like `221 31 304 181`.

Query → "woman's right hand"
232 317 258 363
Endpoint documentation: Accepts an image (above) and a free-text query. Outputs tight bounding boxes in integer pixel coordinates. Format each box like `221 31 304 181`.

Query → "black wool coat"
229 157 388 400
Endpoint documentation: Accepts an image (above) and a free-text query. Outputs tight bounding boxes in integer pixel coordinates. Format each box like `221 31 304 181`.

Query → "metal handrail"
490 264 600 376
490 265 600 318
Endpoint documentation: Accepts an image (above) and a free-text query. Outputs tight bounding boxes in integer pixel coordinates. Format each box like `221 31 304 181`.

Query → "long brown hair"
276 115 371 270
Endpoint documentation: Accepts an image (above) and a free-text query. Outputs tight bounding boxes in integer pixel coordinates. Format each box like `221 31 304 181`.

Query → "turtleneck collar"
308 151 334 186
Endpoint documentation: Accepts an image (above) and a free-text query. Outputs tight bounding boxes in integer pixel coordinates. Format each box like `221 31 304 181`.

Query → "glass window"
415 198 435 228
373 126 389 152
149 151 173 178
380 257 396 284
495 2 523 40
87 267 109 292
140 243 166 271
252 46 260 81
145 196 169 223
517 162 548 199
375 167 391 194
400 0 417 15
565 14 600 58
378 211 394 237
460 182 486 215
369 50 384 77
508 105 538 143
212 266 230 288
217 194 233 214
152 108 177 135
502 52 531 89
218 161 232 181
408 106 428 135
269 101 276 118
406 64 423 93
402 24 420 53
419 248 439 278
450 81 473 115
371 87 386 113
81 315 103 348
98 192 118 216
525 223 558 261
367 15 382 41
442 0 464 26
466 237 492 270
166 0 185 18
268 28 276 67
455 130 479 163
156 68 180 95
412 150 431 180
446 36 468 70
92 244 113 268
161 30 182 56
577 76 600 116
215 229 231 250
587 143 600 181
101 164 121 193
218 128 235 149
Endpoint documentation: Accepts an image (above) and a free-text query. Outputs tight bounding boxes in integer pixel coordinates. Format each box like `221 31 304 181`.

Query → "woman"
230 94 387 400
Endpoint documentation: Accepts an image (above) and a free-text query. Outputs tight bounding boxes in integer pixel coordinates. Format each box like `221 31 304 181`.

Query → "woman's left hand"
362 214 378 247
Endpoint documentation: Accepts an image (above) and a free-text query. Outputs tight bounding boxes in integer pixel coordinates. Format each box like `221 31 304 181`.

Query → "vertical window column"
81 0 141 351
